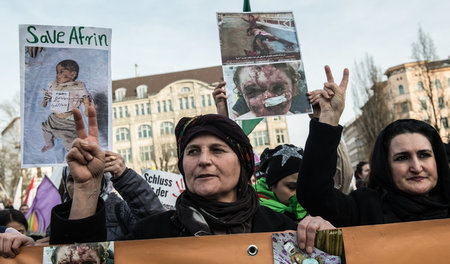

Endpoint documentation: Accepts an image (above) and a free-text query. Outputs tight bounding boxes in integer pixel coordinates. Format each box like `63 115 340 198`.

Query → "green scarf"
254 177 307 221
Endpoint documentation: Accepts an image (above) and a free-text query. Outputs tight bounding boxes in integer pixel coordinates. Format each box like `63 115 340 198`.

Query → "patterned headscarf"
175 114 254 181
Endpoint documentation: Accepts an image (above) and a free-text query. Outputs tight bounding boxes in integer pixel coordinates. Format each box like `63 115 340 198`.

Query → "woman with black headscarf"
298 65 450 227
49 107 333 253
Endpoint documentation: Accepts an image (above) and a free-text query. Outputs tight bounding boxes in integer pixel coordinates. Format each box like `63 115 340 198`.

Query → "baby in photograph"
41 59 94 153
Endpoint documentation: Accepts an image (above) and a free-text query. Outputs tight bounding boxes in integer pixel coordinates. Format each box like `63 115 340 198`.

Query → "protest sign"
19 24 112 167
217 12 312 121
142 169 185 210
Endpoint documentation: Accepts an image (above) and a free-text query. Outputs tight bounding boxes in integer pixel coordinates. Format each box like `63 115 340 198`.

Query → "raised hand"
66 106 105 219
104 150 126 178
212 81 229 117
309 66 349 126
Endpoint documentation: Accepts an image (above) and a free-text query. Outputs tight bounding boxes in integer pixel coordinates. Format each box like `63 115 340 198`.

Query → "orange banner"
3 218 450 263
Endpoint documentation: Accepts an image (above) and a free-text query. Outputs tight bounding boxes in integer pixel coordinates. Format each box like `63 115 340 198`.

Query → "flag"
24 175 36 206
241 118 263 135
26 175 61 235
13 177 23 209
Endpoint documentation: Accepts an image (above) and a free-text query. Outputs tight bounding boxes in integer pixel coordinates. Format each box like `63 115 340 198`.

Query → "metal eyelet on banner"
247 244 258 256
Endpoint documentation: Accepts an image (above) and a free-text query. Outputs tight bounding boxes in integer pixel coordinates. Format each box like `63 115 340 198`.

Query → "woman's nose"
198 150 212 166
409 156 423 173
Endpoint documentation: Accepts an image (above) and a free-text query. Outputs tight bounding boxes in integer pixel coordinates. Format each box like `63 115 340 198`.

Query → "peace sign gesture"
66 106 105 219
308 65 349 126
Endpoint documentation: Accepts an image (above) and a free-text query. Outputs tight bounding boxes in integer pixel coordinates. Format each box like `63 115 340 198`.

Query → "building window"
163 101 167 112
441 117 449 129
113 107 117 119
181 87 190 93
179 98 183 110
118 149 132 163
398 85 405 95
275 129 286 144
161 143 176 158
401 102 409 113
157 101 161 113
252 131 269 146
273 116 281 121
207 95 212 106
438 97 445 109
135 104 139 116
201 95 206 107
118 107 123 118
115 88 126 102
168 100 173 111
124 106 129 117
420 99 427 110
146 103 151 114
160 122 174 135
417 81 424 91
184 97 189 109
115 128 130 142
190 97 195 108
140 146 154 162
140 104 145 115
138 125 152 138
136 85 148 99
435 79 442 89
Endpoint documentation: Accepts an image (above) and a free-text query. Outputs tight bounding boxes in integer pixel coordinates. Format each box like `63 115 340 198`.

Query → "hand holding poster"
217 12 312 120
19 25 112 167
142 169 185 210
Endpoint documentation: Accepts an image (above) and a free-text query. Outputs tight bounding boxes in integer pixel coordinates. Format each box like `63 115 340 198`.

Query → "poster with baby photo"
272 231 344 264
223 61 311 120
43 242 114 264
19 25 112 167
217 12 301 65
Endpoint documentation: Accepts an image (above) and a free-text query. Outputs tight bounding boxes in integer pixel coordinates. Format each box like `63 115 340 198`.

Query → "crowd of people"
1 65 449 261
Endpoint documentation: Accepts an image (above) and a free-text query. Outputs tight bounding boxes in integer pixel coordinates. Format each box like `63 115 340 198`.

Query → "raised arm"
297 66 359 227
67 106 105 219
212 81 229 117
105 151 165 219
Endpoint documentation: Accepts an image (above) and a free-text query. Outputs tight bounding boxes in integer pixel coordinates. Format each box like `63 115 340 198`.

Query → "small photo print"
217 12 301 65
223 61 311 121
272 232 343 264
43 242 114 264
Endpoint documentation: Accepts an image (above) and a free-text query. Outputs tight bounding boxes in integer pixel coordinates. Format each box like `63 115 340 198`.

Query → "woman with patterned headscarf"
50 108 333 254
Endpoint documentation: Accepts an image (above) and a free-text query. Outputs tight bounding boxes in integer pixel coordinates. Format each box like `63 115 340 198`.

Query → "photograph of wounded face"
224 61 311 120
43 242 114 264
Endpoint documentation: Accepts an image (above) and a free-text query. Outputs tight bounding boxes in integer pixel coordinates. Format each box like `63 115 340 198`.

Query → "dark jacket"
111 168 165 220
297 119 450 227
50 201 296 244
51 168 165 244
129 205 297 240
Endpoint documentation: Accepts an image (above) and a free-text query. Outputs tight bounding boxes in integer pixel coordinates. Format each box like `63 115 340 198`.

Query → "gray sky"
1 0 449 147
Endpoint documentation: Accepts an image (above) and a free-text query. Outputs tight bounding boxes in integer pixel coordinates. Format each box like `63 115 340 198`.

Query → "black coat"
128 205 297 240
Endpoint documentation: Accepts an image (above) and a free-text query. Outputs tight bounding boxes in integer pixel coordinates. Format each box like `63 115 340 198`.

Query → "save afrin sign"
142 169 185 210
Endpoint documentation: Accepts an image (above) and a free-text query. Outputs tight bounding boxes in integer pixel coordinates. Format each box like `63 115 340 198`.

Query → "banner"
142 169 185 210
4 218 450 263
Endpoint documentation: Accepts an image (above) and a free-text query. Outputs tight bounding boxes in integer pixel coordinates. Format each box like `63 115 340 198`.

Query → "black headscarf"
368 119 450 223
172 114 259 235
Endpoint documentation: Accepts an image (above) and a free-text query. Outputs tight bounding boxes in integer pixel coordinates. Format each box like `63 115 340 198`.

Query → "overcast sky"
1 0 449 147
